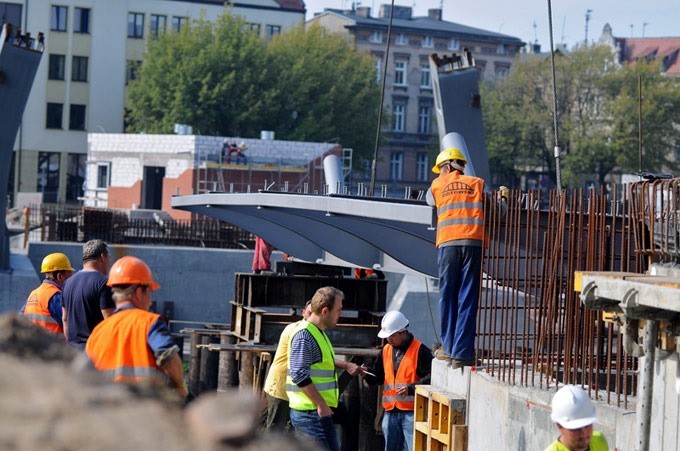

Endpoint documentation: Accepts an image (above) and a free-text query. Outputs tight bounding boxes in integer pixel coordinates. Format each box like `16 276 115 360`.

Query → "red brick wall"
163 169 196 220
107 180 142 209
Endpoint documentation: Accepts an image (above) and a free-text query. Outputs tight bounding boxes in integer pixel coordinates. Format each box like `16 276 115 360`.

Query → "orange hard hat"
107 256 160 290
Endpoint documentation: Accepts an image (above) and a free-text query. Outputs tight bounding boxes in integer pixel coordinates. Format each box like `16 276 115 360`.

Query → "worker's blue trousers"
438 245 482 361
290 409 339 451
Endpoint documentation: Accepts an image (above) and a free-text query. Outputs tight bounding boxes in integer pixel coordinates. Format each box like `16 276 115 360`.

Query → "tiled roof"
616 37 680 75
321 9 523 45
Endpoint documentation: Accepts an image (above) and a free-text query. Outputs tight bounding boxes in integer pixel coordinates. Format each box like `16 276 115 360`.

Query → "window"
393 104 405 132
422 36 433 48
0 3 22 28
128 12 144 38
420 63 430 88
74 7 90 33
66 153 86 202
375 56 382 82
447 39 460 51
51 5 67 31
150 14 166 36
69 104 86 130
476 60 486 79
265 25 281 40
172 16 186 33
247 23 261 35
48 54 65 80
417 153 429 181
71 56 88 82
37 152 61 202
418 106 430 134
396 33 408 45
369 31 382 43
495 65 510 78
497 44 507 55
394 60 407 86
46 103 63 129
96 163 110 190
126 60 141 85
390 152 403 180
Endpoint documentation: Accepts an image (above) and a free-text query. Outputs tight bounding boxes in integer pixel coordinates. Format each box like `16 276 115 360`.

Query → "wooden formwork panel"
414 385 467 451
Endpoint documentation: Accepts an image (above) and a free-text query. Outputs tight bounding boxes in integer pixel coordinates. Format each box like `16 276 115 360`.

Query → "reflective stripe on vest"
22 281 63 334
286 320 339 410
431 172 485 247
86 308 169 385
382 338 422 411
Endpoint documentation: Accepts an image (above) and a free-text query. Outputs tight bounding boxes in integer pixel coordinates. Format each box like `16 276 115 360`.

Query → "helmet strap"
451 160 466 173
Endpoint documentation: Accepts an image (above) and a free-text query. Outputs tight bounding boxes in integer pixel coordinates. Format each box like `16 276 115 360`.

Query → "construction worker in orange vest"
20 252 74 335
426 132 508 369
85 256 187 398
360 311 432 451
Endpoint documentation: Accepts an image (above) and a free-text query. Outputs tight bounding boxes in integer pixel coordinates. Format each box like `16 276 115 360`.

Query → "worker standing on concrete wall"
20 253 74 335
261 300 312 431
545 385 609 451
286 286 360 451
86 256 187 398
361 310 432 451
62 239 115 348
426 132 507 369
427 132 485 369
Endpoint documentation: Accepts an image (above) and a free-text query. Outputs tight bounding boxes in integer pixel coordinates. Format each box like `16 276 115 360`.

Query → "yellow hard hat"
432 148 467 174
432 132 469 174
41 253 75 273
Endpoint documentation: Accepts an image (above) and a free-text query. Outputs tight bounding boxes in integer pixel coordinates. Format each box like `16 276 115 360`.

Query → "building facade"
85 133 341 219
598 23 680 77
307 5 523 194
2 0 304 206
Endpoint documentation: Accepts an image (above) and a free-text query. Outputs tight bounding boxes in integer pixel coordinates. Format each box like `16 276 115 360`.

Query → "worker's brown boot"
434 347 451 361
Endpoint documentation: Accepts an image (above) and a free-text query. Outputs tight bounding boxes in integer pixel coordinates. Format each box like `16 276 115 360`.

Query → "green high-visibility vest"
286 320 338 410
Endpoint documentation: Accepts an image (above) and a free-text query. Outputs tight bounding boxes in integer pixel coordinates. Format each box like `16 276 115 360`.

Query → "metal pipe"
638 319 658 451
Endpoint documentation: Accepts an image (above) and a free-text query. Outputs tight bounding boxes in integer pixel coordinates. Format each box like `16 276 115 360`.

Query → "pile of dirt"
0 315 313 450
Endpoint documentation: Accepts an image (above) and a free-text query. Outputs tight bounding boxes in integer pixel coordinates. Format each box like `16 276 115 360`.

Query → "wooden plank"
452 425 468 451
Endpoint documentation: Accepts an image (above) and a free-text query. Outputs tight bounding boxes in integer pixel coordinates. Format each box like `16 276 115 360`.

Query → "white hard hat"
550 385 597 430
378 311 409 338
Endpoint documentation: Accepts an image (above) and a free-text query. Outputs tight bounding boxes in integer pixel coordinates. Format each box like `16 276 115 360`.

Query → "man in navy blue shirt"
62 240 115 348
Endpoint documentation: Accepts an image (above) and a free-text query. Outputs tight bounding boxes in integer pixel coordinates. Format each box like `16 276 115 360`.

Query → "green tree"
126 16 381 162
607 60 680 176
264 24 380 161
127 14 270 136
482 45 680 188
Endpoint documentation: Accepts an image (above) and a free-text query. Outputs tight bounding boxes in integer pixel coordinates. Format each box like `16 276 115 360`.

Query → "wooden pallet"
414 385 467 451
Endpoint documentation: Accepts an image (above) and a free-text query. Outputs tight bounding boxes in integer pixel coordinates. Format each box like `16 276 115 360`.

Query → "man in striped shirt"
286 286 360 451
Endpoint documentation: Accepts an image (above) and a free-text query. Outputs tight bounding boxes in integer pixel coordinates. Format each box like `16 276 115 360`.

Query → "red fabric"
252 237 274 271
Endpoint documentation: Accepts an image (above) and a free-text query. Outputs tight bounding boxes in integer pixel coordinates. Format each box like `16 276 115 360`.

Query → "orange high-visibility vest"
382 338 422 411
430 171 485 247
22 281 63 334
86 308 168 385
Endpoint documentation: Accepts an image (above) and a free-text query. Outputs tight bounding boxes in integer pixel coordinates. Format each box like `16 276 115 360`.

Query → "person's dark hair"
82 239 109 262
310 287 343 315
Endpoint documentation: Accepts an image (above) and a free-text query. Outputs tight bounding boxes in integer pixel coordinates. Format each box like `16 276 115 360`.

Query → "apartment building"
1 0 304 205
308 5 523 193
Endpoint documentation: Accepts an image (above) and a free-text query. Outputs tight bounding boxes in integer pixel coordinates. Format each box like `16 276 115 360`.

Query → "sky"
302 0 679 49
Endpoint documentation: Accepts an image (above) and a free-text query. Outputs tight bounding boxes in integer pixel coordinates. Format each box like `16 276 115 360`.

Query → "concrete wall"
431 360 638 450
21 242 269 324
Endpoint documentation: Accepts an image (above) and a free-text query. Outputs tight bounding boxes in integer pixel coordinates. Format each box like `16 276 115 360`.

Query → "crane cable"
546 0 563 193
369 0 397 196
